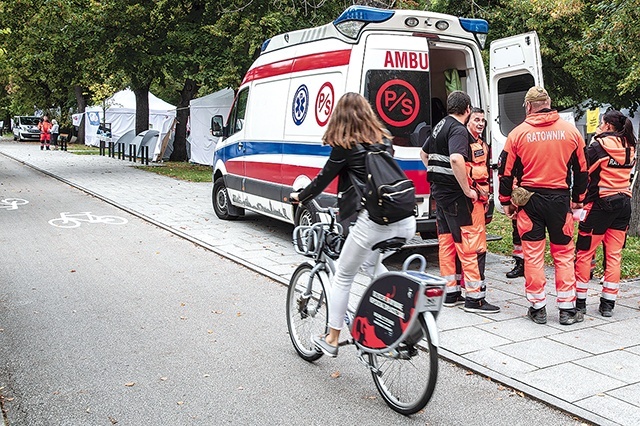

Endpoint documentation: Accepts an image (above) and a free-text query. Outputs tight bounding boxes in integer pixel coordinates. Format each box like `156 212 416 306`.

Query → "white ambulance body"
211 6 542 236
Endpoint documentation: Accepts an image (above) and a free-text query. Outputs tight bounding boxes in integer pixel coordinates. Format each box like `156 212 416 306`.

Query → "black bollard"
144 146 149 165
108 142 114 157
99 140 105 156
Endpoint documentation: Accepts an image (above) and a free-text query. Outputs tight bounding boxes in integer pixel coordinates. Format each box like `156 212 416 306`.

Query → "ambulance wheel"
213 177 239 220
294 203 318 227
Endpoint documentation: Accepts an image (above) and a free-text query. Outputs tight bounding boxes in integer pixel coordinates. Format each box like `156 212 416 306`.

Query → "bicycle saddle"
372 237 406 252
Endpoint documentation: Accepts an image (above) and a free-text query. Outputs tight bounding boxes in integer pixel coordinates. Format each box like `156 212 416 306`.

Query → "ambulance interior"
402 43 480 148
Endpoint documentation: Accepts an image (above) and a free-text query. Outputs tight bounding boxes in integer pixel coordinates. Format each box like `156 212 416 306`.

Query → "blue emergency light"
459 18 489 49
333 6 395 39
333 6 395 25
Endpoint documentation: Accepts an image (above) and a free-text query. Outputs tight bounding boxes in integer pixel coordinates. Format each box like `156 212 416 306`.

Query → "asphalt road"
0 155 585 425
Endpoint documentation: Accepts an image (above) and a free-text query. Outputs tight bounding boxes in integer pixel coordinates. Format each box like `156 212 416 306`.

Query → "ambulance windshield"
364 69 432 147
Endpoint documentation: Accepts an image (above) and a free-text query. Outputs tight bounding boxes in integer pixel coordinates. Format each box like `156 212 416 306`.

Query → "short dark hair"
470 107 484 115
447 91 471 115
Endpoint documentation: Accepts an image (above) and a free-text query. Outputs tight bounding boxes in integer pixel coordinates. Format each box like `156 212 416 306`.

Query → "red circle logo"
375 79 420 127
315 82 334 127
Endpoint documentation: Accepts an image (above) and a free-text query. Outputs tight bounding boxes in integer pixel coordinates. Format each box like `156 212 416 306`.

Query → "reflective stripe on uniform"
430 153 450 163
427 165 455 175
526 291 546 309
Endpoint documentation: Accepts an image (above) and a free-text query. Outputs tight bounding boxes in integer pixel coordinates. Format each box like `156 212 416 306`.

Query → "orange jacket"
585 134 635 201
39 121 52 134
498 110 588 205
466 136 490 200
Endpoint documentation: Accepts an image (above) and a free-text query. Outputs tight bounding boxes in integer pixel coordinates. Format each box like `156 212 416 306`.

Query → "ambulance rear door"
360 33 432 229
489 31 543 206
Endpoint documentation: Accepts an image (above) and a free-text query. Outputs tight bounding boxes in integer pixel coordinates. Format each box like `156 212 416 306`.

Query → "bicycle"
0 198 29 210
48 212 128 228
286 200 447 415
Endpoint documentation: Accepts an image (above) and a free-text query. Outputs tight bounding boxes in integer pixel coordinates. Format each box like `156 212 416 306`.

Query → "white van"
211 6 542 237
12 116 42 141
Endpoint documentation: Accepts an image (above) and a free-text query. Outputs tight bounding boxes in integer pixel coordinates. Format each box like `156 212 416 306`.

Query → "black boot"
576 298 586 314
598 298 615 317
506 257 524 279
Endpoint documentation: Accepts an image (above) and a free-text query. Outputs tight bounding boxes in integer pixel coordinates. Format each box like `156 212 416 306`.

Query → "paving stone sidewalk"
2 140 640 426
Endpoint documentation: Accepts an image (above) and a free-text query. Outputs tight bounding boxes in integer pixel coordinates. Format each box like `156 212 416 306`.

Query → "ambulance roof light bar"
459 18 489 49
333 6 395 39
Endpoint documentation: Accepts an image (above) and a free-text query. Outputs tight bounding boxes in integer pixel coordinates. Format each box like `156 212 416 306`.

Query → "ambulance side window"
229 88 249 136
497 74 534 136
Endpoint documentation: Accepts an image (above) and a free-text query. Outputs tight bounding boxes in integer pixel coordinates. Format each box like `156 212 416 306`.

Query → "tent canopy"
188 88 234 165
84 88 176 146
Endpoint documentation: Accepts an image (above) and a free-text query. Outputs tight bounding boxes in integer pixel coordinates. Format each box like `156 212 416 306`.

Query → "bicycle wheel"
98 215 128 225
48 218 81 228
368 314 438 415
286 263 328 362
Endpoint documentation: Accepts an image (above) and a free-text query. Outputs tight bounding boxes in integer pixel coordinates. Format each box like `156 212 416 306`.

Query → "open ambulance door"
489 31 543 210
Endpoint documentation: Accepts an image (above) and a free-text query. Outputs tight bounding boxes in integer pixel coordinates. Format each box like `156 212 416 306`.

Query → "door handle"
238 141 244 150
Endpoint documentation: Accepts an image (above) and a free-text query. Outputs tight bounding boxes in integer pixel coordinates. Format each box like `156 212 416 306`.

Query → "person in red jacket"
498 86 588 325
38 116 52 150
575 110 636 317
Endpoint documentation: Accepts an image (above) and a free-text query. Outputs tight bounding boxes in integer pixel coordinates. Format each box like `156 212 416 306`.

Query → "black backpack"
362 143 416 225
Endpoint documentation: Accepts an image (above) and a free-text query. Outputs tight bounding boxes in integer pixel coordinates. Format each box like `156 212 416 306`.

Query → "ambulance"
210 5 542 238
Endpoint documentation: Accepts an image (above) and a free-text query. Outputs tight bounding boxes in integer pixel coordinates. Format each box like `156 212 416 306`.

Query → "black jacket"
298 141 391 213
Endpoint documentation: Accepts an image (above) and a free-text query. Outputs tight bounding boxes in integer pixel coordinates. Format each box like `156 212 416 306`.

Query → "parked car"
12 116 41 141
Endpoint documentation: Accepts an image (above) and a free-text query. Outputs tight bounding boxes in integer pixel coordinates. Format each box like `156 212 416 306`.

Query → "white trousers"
328 210 416 330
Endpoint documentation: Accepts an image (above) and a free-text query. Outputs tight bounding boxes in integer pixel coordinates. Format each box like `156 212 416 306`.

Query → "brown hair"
600 109 637 148
322 92 390 149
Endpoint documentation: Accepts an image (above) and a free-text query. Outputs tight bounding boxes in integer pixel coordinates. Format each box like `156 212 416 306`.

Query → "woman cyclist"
290 92 416 357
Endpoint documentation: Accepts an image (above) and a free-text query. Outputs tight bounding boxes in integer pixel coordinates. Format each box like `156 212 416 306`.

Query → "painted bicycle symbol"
48 212 128 228
0 198 29 211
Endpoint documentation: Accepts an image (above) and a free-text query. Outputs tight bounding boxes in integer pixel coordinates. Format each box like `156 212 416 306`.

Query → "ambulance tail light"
459 18 489 49
333 6 394 39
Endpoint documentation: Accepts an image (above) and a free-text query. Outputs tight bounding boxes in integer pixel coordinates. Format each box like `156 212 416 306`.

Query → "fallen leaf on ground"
331 371 341 378
124 382 135 387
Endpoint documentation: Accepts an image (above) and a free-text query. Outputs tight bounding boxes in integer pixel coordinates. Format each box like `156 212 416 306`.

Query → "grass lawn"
134 162 213 182
487 210 640 280
67 143 101 155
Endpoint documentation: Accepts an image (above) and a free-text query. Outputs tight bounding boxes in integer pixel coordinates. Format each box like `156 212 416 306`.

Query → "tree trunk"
132 86 150 136
74 85 87 144
629 149 640 237
170 78 200 162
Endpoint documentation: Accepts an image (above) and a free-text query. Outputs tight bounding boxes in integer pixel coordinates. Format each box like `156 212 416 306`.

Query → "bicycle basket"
293 225 320 258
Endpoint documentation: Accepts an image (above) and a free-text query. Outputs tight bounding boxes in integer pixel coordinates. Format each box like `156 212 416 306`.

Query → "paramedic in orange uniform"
421 93 500 314
498 86 588 325
575 110 636 317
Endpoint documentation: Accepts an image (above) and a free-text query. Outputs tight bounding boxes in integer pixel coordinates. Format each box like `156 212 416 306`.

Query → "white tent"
188 88 234 165
84 89 176 146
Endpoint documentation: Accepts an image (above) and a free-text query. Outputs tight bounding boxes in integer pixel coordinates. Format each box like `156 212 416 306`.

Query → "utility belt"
596 193 630 211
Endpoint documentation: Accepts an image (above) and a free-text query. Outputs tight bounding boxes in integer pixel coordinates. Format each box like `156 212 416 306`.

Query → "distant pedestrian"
38 116 52 150
50 119 60 149
498 86 588 325
421 93 500 314
575 110 636 317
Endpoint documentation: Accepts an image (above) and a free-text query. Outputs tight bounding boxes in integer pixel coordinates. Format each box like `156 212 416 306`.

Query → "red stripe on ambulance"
242 49 352 85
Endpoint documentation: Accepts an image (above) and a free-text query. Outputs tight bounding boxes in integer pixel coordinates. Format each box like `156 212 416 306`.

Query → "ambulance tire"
213 177 239 220
294 203 319 227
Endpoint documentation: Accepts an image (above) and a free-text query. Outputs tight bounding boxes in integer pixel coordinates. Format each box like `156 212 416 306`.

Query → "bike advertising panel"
351 273 422 351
